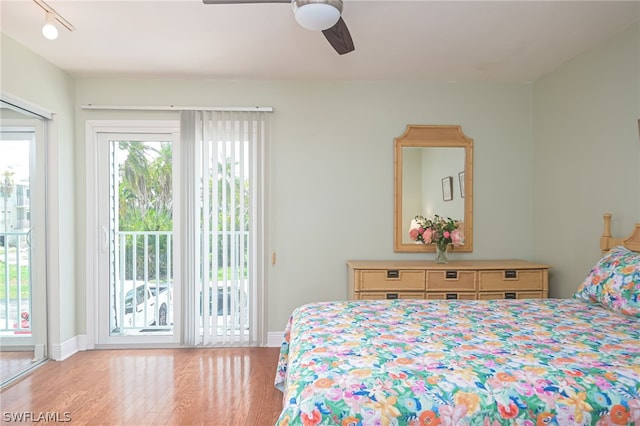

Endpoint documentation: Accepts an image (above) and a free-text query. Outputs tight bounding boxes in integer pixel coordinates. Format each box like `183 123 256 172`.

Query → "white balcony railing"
0 231 31 335
111 231 173 334
2 229 250 337
110 230 250 336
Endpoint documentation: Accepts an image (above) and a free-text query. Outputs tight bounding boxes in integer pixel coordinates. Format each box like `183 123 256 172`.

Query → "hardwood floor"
0 350 35 385
0 347 283 425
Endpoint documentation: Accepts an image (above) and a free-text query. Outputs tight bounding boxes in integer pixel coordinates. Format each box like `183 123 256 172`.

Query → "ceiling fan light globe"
293 2 341 31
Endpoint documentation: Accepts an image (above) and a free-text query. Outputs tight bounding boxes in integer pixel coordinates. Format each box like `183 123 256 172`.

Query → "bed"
274 215 640 425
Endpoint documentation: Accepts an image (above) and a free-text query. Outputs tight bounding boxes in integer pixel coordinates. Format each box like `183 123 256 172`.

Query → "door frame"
85 120 181 348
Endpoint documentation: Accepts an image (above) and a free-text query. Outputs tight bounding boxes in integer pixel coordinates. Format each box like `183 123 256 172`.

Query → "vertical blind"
181 110 269 346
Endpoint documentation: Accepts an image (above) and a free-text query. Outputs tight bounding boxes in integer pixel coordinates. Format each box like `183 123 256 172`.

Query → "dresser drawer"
356 270 425 291
426 270 476 292
426 292 477 300
357 292 425 300
348 260 550 301
478 270 544 291
478 291 544 300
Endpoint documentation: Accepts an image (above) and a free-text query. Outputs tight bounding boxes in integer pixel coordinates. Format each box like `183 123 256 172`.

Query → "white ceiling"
1 0 639 82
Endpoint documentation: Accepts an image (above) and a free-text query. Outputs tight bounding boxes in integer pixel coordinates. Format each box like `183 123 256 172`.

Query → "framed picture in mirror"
459 171 465 198
442 176 453 201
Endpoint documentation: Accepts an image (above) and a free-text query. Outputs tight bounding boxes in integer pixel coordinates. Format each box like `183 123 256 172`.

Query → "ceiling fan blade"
204 0 355 55
202 0 289 4
322 17 354 55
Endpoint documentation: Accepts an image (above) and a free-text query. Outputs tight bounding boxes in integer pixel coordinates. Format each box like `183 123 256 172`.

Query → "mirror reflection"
394 125 473 253
401 147 465 244
0 100 48 387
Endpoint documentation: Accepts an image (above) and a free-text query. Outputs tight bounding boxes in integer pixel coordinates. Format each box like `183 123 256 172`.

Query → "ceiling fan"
202 0 355 55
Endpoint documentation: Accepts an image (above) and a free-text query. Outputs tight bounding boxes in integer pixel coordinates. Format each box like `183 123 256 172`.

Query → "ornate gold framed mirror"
394 125 473 252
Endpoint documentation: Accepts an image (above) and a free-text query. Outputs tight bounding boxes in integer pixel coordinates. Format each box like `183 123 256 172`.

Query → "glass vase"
435 242 449 264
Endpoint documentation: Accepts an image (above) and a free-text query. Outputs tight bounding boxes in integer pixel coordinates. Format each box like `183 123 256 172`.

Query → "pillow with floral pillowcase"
573 245 640 317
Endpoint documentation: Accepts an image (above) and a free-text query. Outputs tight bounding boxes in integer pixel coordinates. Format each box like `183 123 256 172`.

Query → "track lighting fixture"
33 0 74 40
42 11 58 40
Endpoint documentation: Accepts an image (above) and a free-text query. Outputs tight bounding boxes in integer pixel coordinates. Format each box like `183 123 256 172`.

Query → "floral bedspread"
274 299 640 425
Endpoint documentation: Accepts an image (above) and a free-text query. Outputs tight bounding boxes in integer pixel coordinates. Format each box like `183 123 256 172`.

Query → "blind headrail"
81 105 273 112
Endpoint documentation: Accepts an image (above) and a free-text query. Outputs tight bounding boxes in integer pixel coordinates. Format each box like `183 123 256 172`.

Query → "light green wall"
4 20 637 339
1 34 77 344
74 80 533 332
532 22 640 298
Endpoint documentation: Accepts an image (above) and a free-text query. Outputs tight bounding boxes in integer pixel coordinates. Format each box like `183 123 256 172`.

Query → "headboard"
600 213 640 253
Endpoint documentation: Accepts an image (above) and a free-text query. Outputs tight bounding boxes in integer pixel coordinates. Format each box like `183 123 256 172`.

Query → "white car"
123 282 172 327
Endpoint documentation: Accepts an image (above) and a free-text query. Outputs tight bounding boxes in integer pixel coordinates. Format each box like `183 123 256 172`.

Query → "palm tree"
118 141 173 228
119 141 152 217
150 143 172 215
117 142 173 280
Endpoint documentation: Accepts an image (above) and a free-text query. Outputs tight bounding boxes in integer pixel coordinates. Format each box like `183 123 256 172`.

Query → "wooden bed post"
601 213 640 253
600 213 613 253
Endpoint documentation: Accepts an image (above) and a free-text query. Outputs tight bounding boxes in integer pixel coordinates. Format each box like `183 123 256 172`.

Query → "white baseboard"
51 333 279 356
267 331 284 347
51 334 87 361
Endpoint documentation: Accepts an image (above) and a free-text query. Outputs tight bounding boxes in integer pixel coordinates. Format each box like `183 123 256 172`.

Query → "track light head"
42 11 58 40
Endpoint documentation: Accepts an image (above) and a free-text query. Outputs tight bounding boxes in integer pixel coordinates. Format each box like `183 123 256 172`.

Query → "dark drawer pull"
386 293 399 300
445 271 458 279
505 292 517 299
387 270 400 279
446 293 458 300
504 270 517 279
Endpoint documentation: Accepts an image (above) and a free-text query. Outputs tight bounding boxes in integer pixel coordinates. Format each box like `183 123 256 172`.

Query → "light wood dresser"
347 260 550 301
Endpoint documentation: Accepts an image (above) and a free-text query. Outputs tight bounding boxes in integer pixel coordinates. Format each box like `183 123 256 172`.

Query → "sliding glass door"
89 113 268 348
0 102 48 386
